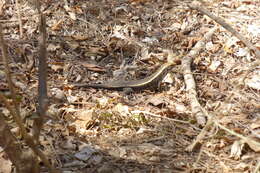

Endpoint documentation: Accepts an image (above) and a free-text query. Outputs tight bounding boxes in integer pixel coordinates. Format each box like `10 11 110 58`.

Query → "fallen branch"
187 102 260 153
32 13 48 141
254 160 260 173
182 27 217 126
188 2 260 87
188 1 260 59
16 0 23 38
0 111 37 173
0 23 60 173
131 110 190 124
186 117 213 151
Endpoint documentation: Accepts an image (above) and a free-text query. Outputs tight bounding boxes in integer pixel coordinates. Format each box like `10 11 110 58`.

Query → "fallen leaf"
245 69 260 90
72 34 89 41
230 140 244 159
0 152 12 173
148 94 168 107
51 64 63 72
74 146 102 164
47 44 61 51
234 162 249 171
113 103 130 116
0 0 5 16
51 20 63 31
208 60 221 72
244 138 260 152
82 63 106 72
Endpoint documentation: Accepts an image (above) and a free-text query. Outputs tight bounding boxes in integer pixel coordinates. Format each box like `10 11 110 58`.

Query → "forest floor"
0 0 259 172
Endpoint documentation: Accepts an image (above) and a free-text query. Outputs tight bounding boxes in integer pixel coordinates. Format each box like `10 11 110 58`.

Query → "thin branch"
188 2 260 59
131 110 201 131
32 13 48 140
0 111 37 173
0 22 22 130
0 23 59 173
253 160 260 173
0 95 60 173
131 110 190 124
16 0 23 38
182 27 217 126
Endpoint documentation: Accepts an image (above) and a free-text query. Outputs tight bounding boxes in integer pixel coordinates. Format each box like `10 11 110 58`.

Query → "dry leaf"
74 146 98 161
47 44 61 51
148 94 167 107
72 34 89 41
0 0 5 16
51 64 63 72
51 20 63 31
82 63 106 72
97 97 110 108
234 162 249 171
0 153 12 173
69 41 80 50
113 103 130 116
245 69 260 90
230 140 244 159
244 138 260 152
208 60 221 72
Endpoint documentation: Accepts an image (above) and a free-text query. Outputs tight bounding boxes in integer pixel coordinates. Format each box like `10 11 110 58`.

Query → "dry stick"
193 104 260 151
184 2 260 154
0 95 59 173
186 117 213 152
16 0 23 38
32 13 48 141
0 24 21 125
182 27 217 126
131 110 201 131
188 3 260 59
0 24 59 173
215 121 260 150
254 160 260 173
188 2 260 84
0 111 36 173
131 110 190 124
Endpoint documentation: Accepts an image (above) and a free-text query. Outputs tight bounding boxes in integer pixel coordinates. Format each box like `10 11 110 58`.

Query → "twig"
188 2 260 59
182 27 217 126
253 159 260 173
131 110 190 124
0 23 21 123
32 13 48 141
187 101 260 152
0 95 59 173
0 111 37 172
0 23 59 173
131 110 201 131
188 2 260 86
186 117 213 151
16 0 23 38
215 121 260 149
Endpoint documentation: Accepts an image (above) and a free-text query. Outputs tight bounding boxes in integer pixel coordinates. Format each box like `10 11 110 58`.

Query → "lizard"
71 60 180 91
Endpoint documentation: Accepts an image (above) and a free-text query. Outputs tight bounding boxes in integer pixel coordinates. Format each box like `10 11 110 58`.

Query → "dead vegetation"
0 0 259 172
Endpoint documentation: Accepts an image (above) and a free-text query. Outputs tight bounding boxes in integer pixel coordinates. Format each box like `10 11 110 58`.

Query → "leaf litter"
0 0 260 172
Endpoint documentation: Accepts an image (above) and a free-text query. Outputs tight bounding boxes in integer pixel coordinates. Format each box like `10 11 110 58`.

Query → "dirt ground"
0 0 259 172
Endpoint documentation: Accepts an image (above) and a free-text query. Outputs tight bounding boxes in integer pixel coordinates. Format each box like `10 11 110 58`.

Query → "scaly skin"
72 62 178 91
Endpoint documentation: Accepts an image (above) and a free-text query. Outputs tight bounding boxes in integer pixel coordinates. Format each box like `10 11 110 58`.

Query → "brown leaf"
72 34 89 41
0 153 12 173
51 20 63 31
0 0 5 16
148 94 168 107
245 138 260 152
82 63 106 72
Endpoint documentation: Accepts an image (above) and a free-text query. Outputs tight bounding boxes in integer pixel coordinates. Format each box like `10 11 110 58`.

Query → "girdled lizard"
72 61 179 91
